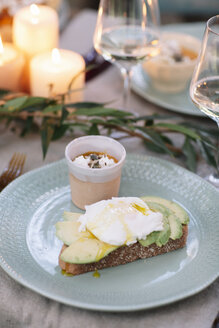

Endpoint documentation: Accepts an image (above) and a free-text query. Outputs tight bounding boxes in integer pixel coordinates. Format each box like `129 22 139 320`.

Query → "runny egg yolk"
131 203 147 215
78 197 164 246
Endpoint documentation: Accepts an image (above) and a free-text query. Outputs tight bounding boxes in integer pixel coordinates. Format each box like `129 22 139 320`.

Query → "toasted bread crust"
59 225 188 275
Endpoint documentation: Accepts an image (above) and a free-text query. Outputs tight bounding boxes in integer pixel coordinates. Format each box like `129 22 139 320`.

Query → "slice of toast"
59 225 188 275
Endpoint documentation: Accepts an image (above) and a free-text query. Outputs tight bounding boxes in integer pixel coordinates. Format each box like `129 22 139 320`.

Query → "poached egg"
78 197 163 246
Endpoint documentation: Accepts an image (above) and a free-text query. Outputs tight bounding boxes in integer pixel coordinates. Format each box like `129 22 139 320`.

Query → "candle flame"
30 4 40 24
0 35 4 54
51 48 61 65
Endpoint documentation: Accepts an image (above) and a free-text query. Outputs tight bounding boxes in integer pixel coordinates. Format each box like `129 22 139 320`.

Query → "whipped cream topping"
73 153 116 169
78 197 163 246
159 39 191 64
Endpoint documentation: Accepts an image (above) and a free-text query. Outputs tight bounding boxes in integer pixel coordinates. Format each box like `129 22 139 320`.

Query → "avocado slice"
60 237 118 264
146 201 171 217
168 214 183 240
139 206 171 247
141 196 189 224
139 231 160 247
141 201 171 246
154 215 171 247
147 201 183 240
55 221 92 245
139 201 183 247
62 211 81 222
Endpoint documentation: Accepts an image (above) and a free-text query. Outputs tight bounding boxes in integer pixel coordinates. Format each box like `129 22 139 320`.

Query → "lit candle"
0 34 24 91
12 4 59 92
30 48 85 102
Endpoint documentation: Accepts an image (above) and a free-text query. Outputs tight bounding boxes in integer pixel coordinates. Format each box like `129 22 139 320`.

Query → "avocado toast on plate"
55 196 189 276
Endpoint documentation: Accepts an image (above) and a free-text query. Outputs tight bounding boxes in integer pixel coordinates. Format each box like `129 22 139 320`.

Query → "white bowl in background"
142 32 201 93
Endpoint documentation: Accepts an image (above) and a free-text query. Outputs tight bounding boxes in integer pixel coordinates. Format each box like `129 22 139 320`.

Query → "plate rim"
131 69 204 117
0 155 218 312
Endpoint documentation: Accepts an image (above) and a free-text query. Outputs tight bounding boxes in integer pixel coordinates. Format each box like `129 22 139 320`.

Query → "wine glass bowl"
190 16 219 120
93 0 160 109
190 15 219 187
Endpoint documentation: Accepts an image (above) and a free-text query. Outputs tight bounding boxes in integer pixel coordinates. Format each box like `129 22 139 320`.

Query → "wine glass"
93 0 160 111
190 15 219 187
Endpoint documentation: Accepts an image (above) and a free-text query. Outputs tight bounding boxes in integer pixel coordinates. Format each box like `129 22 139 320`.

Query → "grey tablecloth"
0 10 218 328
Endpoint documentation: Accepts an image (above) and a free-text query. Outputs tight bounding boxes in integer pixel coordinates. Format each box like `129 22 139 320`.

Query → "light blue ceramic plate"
132 23 206 116
0 155 218 312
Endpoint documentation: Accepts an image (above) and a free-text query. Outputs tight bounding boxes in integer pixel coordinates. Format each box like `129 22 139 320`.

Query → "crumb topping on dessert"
159 39 197 64
73 152 117 169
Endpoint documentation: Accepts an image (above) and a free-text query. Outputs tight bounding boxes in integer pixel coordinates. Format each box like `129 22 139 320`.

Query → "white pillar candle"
0 35 24 91
30 48 85 102
12 4 59 92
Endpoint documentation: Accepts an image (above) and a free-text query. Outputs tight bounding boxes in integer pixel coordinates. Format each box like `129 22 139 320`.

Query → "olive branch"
0 88 218 173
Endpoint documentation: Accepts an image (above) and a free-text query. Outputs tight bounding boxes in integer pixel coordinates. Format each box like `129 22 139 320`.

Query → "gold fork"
0 153 26 191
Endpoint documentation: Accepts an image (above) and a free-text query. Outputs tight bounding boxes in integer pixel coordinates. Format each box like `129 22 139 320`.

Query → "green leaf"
0 116 6 122
155 123 201 140
106 118 128 126
145 119 154 127
144 135 174 154
89 118 106 124
2 96 53 113
182 137 197 172
181 122 219 139
89 123 100 135
41 120 55 159
134 114 178 122
144 140 167 153
161 135 174 145
65 122 90 133
6 117 13 127
66 102 105 109
52 125 69 141
20 96 48 109
198 133 216 150
0 106 10 113
20 117 34 137
4 96 28 112
0 89 10 98
61 107 69 122
1 92 218 171
43 104 63 113
65 122 88 128
198 140 217 168
74 107 132 117
137 127 174 156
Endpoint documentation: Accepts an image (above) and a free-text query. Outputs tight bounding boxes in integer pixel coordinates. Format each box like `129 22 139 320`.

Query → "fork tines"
0 153 26 191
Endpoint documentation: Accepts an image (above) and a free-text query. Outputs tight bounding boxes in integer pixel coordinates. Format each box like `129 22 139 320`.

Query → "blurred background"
0 0 218 42
67 0 218 23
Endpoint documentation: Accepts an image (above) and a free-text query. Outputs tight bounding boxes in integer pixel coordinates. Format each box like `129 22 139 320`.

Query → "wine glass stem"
122 67 132 110
208 119 219 188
